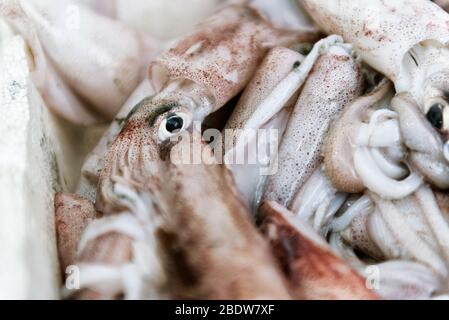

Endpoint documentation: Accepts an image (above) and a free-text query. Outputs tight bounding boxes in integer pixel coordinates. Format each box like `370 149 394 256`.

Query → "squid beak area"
259 201 379 300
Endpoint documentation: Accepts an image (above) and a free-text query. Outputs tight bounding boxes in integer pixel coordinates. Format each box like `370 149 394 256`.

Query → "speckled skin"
57 88 292 299
300 0 449 162
263 46 363 208
150 3 319 112
54 193 99 273
224 46 304 151
54 192 134 300
299 0 449 84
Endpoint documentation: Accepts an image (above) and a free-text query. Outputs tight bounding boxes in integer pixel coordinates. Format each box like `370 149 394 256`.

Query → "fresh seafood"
391 93 449 189
54 1 325 299
77 78 155 201
0 0 160 124
260 201 378 300
222 46 303 209
4 0 449 301
76 0 318 202
262 41 363 208
300 0 449 163
54 193 99 273
57 98 292 299
148 3 317 114
323 80 426 199
282 77 449 298
286 166 449 298
223 35 355 209
80 0 223 41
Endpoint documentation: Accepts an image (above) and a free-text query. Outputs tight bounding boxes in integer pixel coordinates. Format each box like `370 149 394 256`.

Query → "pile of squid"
5 0 449 299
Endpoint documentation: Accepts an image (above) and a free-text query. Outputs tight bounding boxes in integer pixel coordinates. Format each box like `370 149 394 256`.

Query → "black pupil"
165 115 184 133
426 104 443 130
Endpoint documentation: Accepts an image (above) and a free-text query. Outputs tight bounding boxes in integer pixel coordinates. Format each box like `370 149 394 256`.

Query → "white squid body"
262 44 363 208
298 0 449 188
76 0 223 41
0 0 159 124
300 0 449 101
222 46 303 209
220 35 353 210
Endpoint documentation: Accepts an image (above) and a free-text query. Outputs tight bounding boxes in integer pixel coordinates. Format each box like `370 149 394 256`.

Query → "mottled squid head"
95 85 213 214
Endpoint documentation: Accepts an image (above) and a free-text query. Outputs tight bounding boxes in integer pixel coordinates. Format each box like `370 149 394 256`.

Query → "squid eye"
426 103 443 130
165 115 184 133
158 112 191 141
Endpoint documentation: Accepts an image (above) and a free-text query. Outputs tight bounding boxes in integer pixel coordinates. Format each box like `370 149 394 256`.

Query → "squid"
76 0 319 202
260 201 378 299
222 46 303 210
0 0 160 124
289 166 449 298
299 0 449 165
262 40 363 208
222 35 383 298
332 190 449 299
323 80 427 199
77 78 155 202
223 35 361 211
56 97 292 300
286 75 449 298
243 61 448 299
78 0 318 40
77 0 223 41
55 1 322 299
